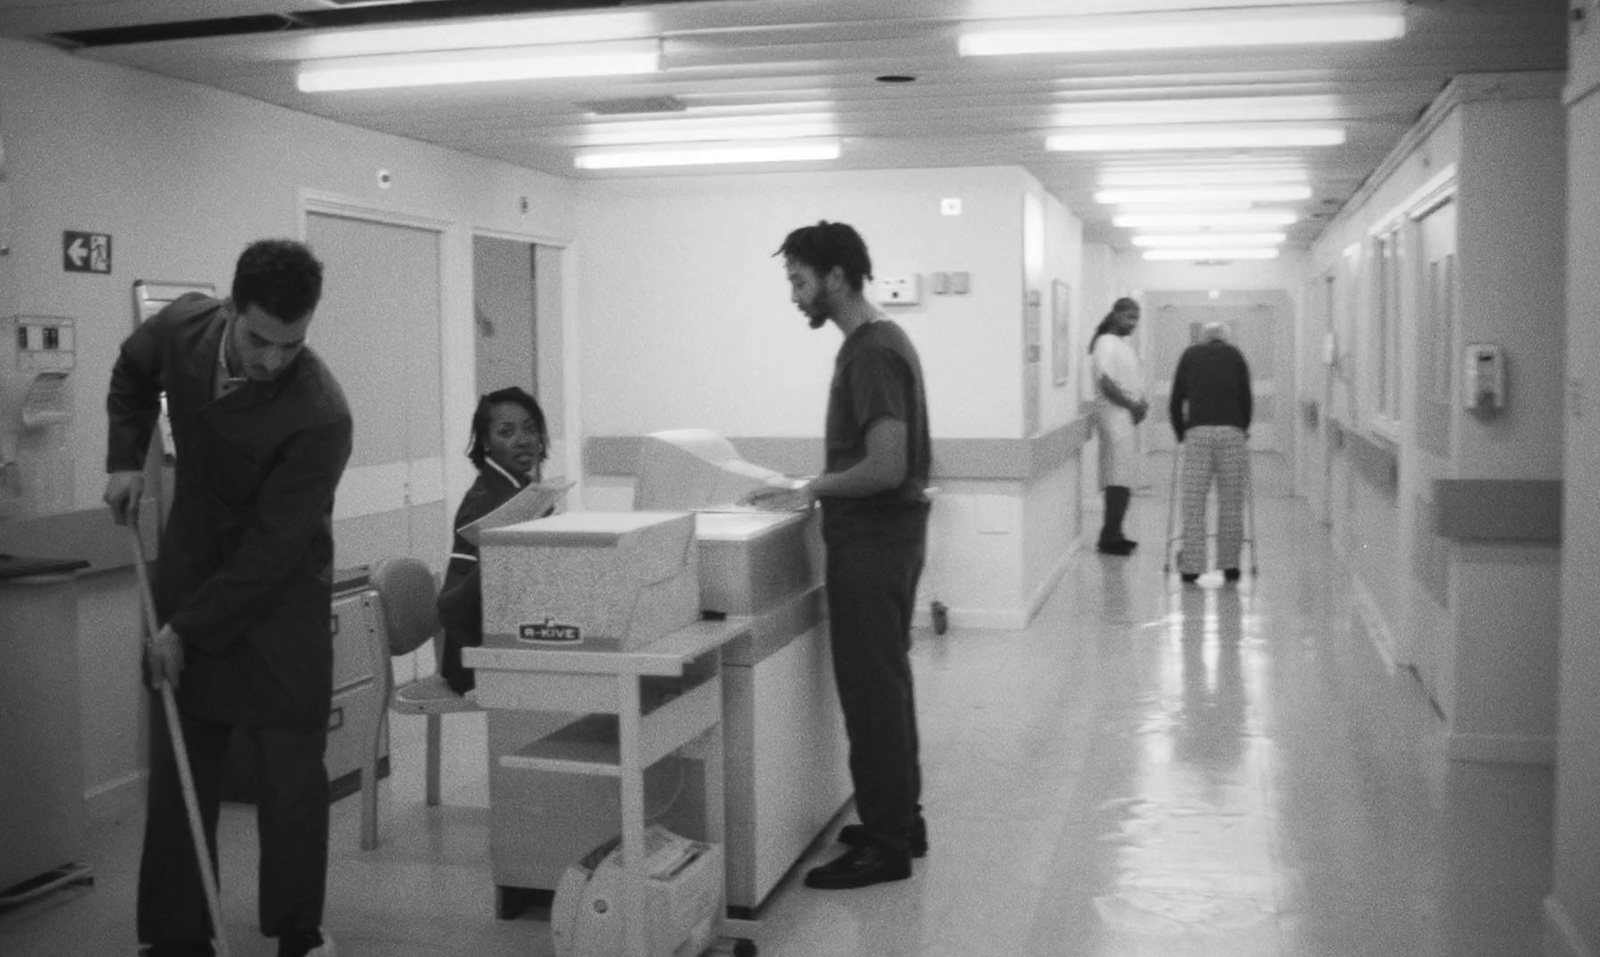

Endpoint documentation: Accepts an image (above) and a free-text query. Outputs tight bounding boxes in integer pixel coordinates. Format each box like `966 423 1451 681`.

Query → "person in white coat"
1090 297 1147 555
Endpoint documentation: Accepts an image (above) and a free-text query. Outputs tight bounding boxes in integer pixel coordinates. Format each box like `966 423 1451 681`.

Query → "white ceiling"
0 0 1569 248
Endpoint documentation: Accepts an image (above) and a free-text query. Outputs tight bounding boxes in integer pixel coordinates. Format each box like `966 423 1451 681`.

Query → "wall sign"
62 231 111 274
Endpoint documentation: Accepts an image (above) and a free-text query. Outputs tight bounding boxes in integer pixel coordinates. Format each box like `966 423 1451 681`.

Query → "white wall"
573 167 1027 442
1457 96 1568 479
1307 78 1566 766
1548 14 1600 957
0 36 577 820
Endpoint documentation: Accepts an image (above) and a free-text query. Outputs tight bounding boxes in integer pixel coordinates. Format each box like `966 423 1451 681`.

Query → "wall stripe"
1433 479 1562 543
585 417 1094 483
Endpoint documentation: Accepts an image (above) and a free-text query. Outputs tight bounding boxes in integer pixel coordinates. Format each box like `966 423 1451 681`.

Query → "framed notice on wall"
1052 279 1072 386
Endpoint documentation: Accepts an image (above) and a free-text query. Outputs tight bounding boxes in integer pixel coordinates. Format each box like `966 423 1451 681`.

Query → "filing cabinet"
221 570 389 803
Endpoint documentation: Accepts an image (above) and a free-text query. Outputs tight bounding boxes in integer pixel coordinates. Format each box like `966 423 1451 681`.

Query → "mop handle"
127 527 233 957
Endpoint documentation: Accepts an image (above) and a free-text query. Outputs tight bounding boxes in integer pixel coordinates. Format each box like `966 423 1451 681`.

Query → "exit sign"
63 231 112 274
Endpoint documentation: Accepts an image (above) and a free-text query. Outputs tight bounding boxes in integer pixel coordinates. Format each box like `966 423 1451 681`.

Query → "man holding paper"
437 387 559 694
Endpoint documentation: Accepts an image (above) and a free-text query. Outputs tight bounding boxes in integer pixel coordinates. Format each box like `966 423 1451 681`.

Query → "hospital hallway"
0 492 1554 957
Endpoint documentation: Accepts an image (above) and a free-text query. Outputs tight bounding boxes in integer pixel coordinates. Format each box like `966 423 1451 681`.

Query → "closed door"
305 211 446 574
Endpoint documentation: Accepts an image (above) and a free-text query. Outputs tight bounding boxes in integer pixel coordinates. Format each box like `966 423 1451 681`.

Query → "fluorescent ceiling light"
1054 95 1342 127
1133 233 1288 247
1049 126 1345 151
298 39 659 92
574 139 842 170
294 10 655 58
1100 169 1309 188
583 116 837 147
1097 185 1313 205
1143 248 1282 261
1114 210 1299 228
959 4 1405 56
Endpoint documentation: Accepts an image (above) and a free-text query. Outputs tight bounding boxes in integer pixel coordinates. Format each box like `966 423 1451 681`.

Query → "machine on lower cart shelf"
552 824 725 957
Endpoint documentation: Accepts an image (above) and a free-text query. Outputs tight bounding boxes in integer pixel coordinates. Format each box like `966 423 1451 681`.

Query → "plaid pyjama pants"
1177 425 1249 575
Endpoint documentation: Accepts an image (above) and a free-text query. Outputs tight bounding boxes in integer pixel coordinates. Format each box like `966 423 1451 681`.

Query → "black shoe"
1096 540 1136 556
1223 568 1241 582
837 818 928 858
277 928 335 957
803 843 912 890
1180 573 1200 584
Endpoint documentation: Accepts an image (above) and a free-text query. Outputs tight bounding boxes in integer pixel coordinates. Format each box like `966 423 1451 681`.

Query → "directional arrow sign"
63 231 112 274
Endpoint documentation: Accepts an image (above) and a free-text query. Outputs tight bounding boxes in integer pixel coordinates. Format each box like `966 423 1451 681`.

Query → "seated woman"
437 387 549 694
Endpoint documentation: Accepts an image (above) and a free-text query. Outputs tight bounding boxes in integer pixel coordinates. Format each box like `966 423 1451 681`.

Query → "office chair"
360 555 479 851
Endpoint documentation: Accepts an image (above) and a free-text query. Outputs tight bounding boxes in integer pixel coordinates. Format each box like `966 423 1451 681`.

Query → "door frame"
471 227 576 501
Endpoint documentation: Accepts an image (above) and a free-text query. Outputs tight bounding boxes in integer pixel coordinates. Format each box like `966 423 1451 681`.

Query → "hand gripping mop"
128 526 233 957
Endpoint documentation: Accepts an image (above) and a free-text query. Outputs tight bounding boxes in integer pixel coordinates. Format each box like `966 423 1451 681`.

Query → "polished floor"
0 494 1554 956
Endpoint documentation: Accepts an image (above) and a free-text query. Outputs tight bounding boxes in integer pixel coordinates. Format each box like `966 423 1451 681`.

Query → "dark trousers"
138 703 329 948
823 514 927 854
1099 485 1132 545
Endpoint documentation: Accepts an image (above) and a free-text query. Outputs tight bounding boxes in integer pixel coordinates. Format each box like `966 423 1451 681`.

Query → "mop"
127 525 233 957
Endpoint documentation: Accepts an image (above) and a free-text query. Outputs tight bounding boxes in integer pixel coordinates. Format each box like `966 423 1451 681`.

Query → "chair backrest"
369 556 441 657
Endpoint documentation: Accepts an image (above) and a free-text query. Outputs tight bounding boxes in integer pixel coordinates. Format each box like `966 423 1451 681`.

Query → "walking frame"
127 525 234 957
1162 438 1260 580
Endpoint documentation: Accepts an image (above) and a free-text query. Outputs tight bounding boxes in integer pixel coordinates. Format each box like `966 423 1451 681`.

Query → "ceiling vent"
49 0 712 48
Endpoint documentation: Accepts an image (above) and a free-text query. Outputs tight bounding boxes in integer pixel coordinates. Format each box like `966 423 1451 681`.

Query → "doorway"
471 236 565 481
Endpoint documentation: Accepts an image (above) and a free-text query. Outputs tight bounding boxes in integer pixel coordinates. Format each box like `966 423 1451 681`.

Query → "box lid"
693 510 806 543
482 510 690 547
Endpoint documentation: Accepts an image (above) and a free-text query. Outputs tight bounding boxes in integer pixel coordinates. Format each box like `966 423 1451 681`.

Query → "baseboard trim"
1446 732 1556 765
1350 576 1400 675
1545 895 1598 957
86 770 148 825
912 536 1085 633
1024 543 1080 625
914 603 1034 631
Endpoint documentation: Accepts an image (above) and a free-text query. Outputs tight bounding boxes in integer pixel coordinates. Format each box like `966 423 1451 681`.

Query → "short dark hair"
232 239 324 322
467 387 548 470
775 221 873 292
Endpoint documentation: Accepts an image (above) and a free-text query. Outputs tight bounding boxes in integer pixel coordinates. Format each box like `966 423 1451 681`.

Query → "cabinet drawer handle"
328 706 344 732
330 614 340 636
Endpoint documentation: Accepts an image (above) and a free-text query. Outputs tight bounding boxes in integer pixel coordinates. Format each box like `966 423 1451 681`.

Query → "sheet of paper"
460 480 574 546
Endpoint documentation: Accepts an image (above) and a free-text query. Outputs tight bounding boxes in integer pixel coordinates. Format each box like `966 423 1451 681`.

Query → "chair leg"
360 712 383 850
425 713 442 807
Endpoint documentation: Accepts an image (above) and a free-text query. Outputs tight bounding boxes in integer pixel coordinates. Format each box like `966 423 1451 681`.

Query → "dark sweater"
1169 340 1252 442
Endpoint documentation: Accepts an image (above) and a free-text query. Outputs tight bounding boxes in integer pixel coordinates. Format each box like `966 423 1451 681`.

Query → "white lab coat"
1091 333 1144 489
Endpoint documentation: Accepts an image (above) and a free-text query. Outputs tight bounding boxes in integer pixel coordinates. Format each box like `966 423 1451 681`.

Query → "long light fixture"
1143 248 1282 261
583 115 837 147
574 138 841 170
1133 233 1287 248
1114 210 1299 228
1100 169 1309 188
1048 126 1345 152
1097 185 1313 205
959 4 1405 56
1054 95 1342 128
298 38 660 92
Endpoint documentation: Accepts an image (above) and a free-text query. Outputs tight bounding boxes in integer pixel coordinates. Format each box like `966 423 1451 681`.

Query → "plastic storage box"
480 511 699 651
